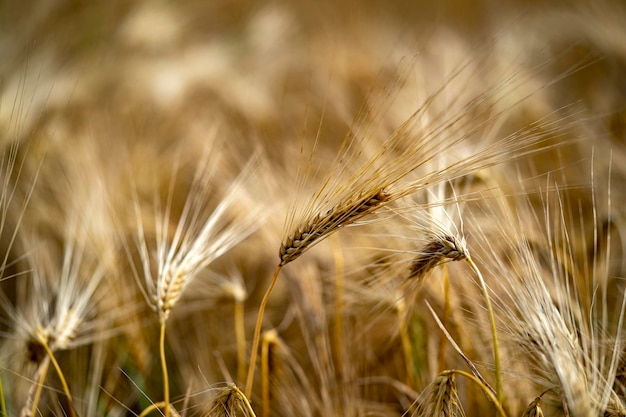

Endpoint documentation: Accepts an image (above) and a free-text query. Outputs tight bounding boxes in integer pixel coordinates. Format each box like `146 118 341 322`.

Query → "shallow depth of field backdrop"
1 0 626 416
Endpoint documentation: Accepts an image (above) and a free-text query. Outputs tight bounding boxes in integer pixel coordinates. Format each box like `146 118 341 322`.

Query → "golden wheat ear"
408 234 468 280
522 392 549 417
207 384 256 417
279 189 390 266
411 371 464 417
8 232 107 417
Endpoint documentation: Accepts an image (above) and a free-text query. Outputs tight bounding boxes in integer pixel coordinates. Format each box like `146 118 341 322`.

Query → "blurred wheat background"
1 0 626 416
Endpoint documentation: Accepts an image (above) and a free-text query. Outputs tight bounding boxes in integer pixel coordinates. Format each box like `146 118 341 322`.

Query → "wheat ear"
208 383 257 417
279 189 389 265
408 234 468 280
522 391 550 417
440 370 508 417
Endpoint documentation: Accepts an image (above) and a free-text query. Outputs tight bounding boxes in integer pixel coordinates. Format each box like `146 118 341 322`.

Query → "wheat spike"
408 234 468 280
522 396 545 417
413 372 463 417
280 189 389 265
208 384 256 417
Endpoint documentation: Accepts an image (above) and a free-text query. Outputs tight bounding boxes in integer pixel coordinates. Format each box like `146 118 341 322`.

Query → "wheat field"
1 0 626 416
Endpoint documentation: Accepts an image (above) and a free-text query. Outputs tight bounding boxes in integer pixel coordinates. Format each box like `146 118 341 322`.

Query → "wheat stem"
466 256 502 404
138 402 161 417
261 330 277 417
235 297 246 384
0 373 6 417
231 383 257 417
396 297 415 387
42 342 76 417
160 320 170 417
245 264 282 398
441 369 508 417
138 401 181 417
25 355 50 417
437 263 451 372
331 234 345 381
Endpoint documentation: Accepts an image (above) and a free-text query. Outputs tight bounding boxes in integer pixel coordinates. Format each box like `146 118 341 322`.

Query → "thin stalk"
235 297 246 384
41 343 76 417
330 234 345 381
137 401 181 417
437 263 451 372
26 355 50 417
245 264 282 398
231 383 257 417
441 369 508 417
138 402 163 417
466 256 502 404
396 297 415 387
261 330 277 417
160 320 170 417
0 373 6 417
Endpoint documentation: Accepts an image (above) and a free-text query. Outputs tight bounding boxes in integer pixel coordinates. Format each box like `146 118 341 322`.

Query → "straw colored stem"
261 330 277 417
42 343 76 417
138 401 181 417
396 297 415 387
437 263 451 372
466 256 502 404
232 383 257 417
160 320 170 417
26 355 50 417
235 297 247 384
245 264 282 398
331 234 345 381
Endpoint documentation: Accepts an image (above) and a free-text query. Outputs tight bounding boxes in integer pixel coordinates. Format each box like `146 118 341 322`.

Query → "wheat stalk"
128 141 267 416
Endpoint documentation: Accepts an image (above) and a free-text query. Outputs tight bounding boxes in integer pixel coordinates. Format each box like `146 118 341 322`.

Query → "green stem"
160 320 170 417
0 372 6 417
466 256 502 404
